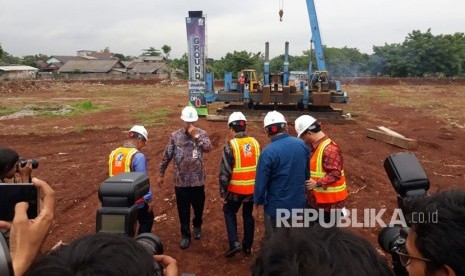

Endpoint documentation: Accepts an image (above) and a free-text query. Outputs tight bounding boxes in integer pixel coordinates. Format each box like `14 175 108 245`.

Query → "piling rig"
205 0 349 121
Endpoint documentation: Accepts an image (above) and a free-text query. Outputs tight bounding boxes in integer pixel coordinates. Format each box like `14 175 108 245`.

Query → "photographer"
0 177 56 276
0 147 33 183
24 233 178 276
400 189 465 276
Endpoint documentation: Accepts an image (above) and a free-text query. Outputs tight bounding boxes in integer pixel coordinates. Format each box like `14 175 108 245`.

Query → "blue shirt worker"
252 111 310 235
219 112 260 258
109 125 154 234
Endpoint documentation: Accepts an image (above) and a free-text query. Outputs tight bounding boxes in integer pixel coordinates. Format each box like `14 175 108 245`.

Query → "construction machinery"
205 0 349 121
224 69 260 93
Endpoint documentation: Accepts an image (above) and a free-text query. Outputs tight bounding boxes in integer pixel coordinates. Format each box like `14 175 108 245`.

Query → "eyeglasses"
395 247 431 267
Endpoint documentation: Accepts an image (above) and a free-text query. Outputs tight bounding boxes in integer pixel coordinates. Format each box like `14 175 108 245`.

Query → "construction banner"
186 12 208 116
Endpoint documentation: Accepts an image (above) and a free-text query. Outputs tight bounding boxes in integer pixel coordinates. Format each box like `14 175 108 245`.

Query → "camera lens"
135 233 164 276
135 233 164 256
19 159 39 169
0 234 12 276
378 226 406 253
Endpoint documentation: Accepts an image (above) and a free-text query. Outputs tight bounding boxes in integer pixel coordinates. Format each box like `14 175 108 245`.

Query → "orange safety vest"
228 137 260 195
108 147 139 177
310 138 347 204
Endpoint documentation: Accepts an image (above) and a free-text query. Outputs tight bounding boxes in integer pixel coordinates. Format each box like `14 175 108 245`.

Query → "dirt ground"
1 79 465 275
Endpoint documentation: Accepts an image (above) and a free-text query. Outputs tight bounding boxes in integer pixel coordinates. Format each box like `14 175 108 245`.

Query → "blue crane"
306 0 326 72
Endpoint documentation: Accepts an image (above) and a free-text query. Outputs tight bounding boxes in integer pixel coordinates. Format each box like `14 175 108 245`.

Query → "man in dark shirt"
253 111 310 236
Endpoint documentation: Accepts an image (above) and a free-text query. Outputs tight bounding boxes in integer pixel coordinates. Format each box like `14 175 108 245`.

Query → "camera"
136 233 164 276
19 158 39 169
378 152 430 276
0 233 13 276
0 183 39 221
96 172 150 237
378 225 410 276
96 172 165 276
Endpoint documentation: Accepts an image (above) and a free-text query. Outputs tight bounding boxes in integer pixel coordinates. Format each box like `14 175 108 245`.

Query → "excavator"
205 0 349 121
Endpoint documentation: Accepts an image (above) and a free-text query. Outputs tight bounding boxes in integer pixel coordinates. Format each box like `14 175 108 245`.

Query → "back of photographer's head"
0 147 19 180
252 226 393 276
25 233 156 276
405 189 465 276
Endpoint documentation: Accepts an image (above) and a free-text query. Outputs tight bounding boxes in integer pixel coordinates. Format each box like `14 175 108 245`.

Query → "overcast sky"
1 0 464 60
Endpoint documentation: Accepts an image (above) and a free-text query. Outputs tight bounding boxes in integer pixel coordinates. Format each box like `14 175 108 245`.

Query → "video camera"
96 172 165 276
378 152 430 276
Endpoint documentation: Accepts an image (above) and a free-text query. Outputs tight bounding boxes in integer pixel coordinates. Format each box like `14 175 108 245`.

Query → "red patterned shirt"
307 135 346 211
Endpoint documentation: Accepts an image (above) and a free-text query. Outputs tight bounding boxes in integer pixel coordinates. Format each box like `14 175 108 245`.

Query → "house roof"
87 52 117 60
129 62 166 73
47 56 81 64
0 65 39 72
57 60 124 73
121 61 134 68
137 56 165 62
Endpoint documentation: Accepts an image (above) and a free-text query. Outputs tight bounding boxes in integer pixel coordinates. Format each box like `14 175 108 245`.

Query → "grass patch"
32 101 107 117
134 109 169 126
72 100 94 110
0 106 18 116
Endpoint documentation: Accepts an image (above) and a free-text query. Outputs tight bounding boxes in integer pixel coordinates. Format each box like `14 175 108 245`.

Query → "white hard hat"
129 125 148 140
263 111 286 128
228 111 247 126
180 106 199 122
294 115 317 137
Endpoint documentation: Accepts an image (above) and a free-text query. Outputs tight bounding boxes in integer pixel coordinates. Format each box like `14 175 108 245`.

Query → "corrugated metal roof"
0 66 39 71
121 61 134 68
57 60 123 73
46 56 81 64
129 62 165 74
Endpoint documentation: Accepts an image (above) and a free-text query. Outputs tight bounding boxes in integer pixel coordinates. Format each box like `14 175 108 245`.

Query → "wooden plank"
366 128 418 149
377 126 405 138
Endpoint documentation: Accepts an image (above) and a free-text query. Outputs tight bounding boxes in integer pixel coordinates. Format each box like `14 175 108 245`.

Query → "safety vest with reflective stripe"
109 147 139 177
229 137 260 195
310 138 347 204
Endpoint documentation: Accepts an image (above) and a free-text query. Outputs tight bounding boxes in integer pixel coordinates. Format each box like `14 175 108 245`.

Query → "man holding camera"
0 177 56 276
108 125 154 234
0 147 33 183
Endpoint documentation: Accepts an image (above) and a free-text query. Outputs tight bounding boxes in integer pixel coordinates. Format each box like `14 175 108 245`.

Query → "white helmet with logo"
180 106 199 122
294 115 317 137
129 125 148 140
263 111 286 128
228 111 247 126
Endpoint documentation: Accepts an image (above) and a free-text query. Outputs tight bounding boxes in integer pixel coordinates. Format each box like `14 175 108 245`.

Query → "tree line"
2 29 465 78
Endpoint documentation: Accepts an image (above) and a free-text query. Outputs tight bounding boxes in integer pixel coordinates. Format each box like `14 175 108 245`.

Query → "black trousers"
175 186 205 239
223 200 254 249
137 202 154 235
